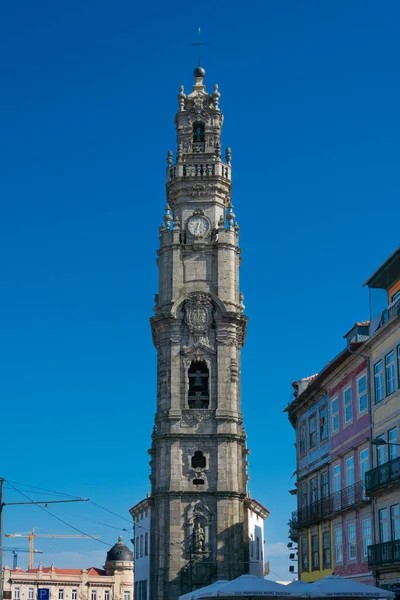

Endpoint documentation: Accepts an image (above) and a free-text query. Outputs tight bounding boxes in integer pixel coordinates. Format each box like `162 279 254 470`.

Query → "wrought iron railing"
292 481 368 529
365 457 400 494
381 297 400 325
368 540 400 567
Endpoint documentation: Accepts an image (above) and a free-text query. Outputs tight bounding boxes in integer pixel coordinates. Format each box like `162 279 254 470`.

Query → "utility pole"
0 477 89 600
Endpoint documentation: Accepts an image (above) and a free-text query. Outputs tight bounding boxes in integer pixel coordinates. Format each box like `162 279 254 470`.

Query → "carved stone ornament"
230 358 239 382
181 410 213 427
185 293 213 347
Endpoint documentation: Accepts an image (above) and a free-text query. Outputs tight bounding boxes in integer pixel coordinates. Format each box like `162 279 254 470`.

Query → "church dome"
194 66 206 78
106 536 133 562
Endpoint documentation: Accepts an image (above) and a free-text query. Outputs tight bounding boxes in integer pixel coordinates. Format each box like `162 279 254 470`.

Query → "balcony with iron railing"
368 539 400 568
365 457 400 495
292 481 369 529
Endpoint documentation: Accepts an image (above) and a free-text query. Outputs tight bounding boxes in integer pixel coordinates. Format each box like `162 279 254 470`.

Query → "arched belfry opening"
188 360 209 408
193 122 205 143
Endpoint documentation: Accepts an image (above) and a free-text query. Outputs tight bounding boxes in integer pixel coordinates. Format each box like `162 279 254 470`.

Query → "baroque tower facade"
149 67 250 600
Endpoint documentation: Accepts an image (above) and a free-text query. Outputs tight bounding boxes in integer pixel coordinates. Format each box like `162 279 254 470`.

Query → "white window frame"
334 526 343 563
59 590 64 600
333 463 341 493
385 351 395 395
104 593 110 600
361 517 371 559
91 591 97 600
331 396 339 434
389 428 399 460
343 386 353 424
374 360 383 403
13 589 20 600
309 414 316 449
348 522 357 560
346 455 355 487
299 422 307 456
72 591 77 600
28 590 34 600
124 592 131 600
360 448 369 491
319 404 328 442
357 373 368 415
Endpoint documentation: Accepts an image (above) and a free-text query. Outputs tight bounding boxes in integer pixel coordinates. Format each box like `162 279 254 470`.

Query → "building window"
346 455 355 487
188 361 209 409
91 591 97 600
348 523 357 560
300 483 307 509
357 374 367 414
331 397 339 433
256 536 260 560
299 423 307 456
134 583 138 600
333 464 341 493
140 511 143 520
309 415 316 449
140 534 144 557
334 527 343 563
135 536 139 559
322 531 331 568
250 534 254 557
142 583 147 600
362 518 372 558
59 591 64 600
310 477 318 504
360 448 369 492
104 592 110 600
391 504 400 541
379 508 389 542
28 590 34 600
343 387 352 424
319 405 327 442
386 351 395 395
321 471 329 499
374 360 383 403
389 428 399 460
13 589 20 600
301 536 309 571
376 435 387 466
311 534 319 570
72 591 77 600
397 345 400 387
145 532 149 556
124 592 131 600
145 508 148 518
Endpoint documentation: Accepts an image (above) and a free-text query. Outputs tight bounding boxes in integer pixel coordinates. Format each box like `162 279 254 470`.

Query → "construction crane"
1 547 43 569
5 528 99 569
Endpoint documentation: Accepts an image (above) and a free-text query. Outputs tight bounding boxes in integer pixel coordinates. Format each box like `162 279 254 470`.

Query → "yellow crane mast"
5 528 99 569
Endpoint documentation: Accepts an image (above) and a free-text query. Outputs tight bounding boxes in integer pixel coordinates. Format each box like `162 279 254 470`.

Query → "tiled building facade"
286 247 400 592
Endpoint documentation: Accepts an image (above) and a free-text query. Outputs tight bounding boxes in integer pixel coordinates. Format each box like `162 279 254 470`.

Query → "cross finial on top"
190 27 209 67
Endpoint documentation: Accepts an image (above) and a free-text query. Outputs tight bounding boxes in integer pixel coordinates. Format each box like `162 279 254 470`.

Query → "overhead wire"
5 479 112 547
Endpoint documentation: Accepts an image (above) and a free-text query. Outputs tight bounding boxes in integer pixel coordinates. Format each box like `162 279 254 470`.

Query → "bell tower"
149 66 249 600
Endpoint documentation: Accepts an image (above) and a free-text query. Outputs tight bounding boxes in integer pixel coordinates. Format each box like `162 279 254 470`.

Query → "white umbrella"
309 575 395 598
198 574 294 597
286 581 313 595
179 581 229 600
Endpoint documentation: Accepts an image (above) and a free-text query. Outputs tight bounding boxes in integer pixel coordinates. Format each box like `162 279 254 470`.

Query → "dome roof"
106 536 133 562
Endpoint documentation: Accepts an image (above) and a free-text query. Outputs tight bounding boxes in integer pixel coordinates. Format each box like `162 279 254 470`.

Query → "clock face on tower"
187 215 210 237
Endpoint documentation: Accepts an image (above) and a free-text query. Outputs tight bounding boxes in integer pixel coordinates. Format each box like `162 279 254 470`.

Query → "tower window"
188 361 209 408
193 123 205 144
191 451 206 469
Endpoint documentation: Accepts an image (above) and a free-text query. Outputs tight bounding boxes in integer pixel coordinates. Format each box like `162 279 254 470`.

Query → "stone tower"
149 66 249 600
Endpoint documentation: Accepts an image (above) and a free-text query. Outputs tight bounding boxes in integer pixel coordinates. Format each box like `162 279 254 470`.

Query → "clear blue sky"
1 0 400 581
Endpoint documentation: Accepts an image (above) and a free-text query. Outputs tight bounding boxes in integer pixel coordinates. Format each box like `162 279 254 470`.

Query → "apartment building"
363 248 400 595
286 247 400 589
